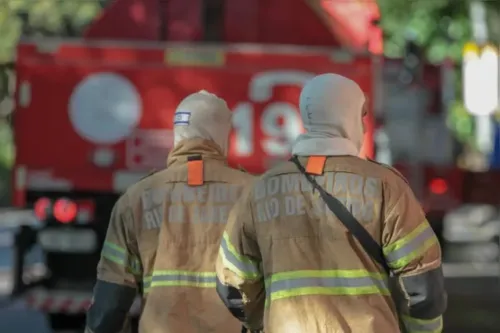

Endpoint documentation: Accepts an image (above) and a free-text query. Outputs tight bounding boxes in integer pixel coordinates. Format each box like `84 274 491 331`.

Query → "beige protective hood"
173 90 232 155
292 73 366 157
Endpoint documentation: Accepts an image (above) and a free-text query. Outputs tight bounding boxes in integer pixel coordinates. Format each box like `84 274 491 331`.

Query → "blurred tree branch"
378 0 500 155
0 0 104 180
378 0 475 63
0 0 104 62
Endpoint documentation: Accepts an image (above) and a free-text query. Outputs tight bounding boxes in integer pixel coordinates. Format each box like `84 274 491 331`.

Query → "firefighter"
215 74 447 333
85 90 255 333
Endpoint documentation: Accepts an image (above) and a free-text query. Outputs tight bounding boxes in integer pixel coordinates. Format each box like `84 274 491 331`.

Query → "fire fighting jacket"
86 139 255 333
216 155 447 333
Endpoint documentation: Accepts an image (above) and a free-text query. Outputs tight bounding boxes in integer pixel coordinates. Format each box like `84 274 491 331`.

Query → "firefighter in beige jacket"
85 91 254 333
216 74 447 333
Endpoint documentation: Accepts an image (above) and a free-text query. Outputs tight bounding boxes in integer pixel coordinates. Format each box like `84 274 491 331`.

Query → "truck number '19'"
231 70 314 158
232 102 303 158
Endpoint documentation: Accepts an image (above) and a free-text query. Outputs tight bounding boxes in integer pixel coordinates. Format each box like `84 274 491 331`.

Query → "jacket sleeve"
382 181 447 333
85 194 141 333
216 189 265 331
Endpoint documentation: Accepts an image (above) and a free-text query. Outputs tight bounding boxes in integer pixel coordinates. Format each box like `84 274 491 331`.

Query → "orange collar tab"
305 156 327 175
187 155 204 186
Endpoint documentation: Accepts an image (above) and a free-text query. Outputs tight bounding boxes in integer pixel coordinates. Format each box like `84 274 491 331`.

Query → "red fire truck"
8 0 383 331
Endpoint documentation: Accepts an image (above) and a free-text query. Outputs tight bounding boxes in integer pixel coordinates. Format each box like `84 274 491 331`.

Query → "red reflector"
53 198 78 223
429 178 448 195
34 197 51 220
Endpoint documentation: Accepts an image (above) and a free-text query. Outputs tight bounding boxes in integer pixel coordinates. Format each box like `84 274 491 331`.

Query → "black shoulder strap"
290 156 391 274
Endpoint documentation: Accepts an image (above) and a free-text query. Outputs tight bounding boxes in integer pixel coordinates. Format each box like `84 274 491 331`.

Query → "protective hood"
292 73 366 157
173 90 232 155
166 138 226 167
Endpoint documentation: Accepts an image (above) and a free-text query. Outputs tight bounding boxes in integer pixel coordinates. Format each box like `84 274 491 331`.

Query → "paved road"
0 307 52 333
445 277 500 333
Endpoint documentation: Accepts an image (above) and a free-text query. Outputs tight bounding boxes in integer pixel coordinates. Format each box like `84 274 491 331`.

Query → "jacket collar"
291 135 360 157
166 138 226 167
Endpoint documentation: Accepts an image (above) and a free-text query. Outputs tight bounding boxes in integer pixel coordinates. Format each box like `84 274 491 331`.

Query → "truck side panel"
15 42 375 192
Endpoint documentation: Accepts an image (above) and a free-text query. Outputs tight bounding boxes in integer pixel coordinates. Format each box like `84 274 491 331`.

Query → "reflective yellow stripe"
383 220 438 269
402 315 443 333
101 241 142 275
219 232 261 279
101 241 127 265
147 270 216 289
266 270 389 304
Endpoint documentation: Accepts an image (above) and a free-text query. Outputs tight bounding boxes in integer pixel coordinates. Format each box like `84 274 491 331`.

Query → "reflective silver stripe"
101 242 127 265
151 274 216 284
149 271 216 288
403 316 443 332
220 236 260 278
385 227 435 263
102 242 141 274
268 276 389 293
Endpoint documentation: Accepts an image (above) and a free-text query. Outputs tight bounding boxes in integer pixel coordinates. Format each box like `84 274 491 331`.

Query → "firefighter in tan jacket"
216 74 447 333
85 91 255 333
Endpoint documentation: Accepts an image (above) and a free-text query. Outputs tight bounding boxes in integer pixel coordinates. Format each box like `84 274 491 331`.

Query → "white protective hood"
173 90 232 155
292 73 366 157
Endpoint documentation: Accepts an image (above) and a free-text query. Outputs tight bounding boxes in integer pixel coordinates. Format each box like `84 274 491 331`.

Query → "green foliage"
379 0 500 63
0 0 103 204
378 0 473 63
378 0 500 149
0 0 103 62
447 100 474 144
0 120 13 206
0 120 14 168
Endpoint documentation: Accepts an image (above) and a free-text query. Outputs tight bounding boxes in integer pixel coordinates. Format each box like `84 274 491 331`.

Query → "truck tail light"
53 198 78 224
34 197 51 220
33 197 95 224
429 177 448 195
